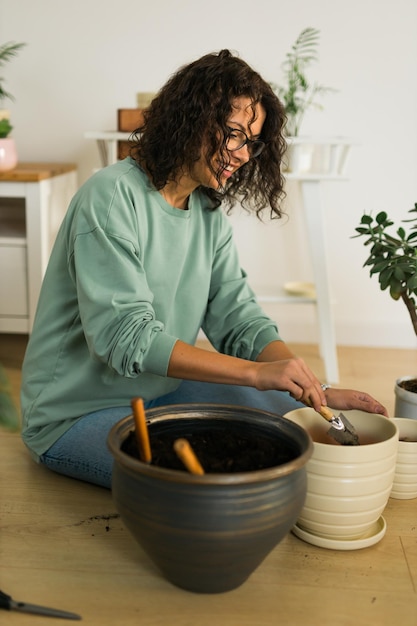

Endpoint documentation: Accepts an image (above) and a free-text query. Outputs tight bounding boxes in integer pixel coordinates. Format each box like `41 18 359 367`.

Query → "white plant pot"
283 408 398 550
284 136 353 176
390 418 417 500
394 376 417 419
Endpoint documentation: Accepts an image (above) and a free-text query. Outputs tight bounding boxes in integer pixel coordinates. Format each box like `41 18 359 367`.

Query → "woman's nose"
231 143 251 163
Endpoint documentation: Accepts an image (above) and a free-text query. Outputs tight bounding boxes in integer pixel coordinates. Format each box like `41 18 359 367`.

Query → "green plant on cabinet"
0 41 26 138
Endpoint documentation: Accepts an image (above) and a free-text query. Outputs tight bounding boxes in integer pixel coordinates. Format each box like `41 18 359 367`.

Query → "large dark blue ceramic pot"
107 404 312 593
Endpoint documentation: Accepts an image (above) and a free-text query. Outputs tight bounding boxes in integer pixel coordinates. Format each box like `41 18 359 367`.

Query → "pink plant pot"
0 138 18 172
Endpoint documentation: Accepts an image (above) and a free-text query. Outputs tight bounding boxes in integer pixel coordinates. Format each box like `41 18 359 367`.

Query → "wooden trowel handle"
304 399 335 422
317 405 336 422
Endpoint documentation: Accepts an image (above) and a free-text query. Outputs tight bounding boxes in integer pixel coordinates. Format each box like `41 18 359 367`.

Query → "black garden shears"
0 588 81 620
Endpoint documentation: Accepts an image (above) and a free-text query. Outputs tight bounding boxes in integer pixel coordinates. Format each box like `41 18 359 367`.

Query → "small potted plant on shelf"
271 27 336 138
271 27 345 175
353 203 417 418
0 41 26 171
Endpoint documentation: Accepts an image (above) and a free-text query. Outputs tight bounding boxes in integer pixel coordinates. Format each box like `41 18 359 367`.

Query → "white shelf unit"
257 139 354 383
256 176 344 384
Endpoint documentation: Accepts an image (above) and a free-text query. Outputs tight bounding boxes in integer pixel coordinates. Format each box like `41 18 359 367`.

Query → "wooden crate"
117 108 145 159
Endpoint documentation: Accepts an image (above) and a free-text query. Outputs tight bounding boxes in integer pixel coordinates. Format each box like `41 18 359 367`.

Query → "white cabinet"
0 163 78 333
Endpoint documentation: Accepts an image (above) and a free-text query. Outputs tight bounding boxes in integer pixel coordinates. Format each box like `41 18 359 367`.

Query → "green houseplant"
353 204 417 337
0 41 26 137
0 363 20 431
0 115 12 139
271 27 336 137
354 203 417 416
0 41 25 170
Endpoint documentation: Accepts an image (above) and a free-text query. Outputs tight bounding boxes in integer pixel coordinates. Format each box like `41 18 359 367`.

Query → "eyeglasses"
225 127 265 158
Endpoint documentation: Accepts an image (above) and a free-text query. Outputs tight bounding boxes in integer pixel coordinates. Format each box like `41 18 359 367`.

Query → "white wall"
1 0 416 348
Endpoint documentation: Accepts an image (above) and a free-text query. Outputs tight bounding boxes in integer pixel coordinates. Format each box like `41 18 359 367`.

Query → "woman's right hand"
253 356 327 411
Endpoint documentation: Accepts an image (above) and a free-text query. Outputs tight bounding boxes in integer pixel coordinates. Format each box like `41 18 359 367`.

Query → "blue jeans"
40 381 303 489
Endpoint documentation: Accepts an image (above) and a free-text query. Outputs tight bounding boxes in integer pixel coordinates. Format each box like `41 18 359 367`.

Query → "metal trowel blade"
327 412 360 446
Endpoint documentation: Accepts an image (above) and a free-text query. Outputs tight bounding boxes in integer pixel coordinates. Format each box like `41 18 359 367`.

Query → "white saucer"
283 281 316 299
291 516 387 550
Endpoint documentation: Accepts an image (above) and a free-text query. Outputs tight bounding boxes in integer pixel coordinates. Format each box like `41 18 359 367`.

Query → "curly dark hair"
130 49 288 220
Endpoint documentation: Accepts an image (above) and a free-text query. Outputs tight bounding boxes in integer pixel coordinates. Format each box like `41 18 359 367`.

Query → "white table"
84 132 353 382
84 130 131 168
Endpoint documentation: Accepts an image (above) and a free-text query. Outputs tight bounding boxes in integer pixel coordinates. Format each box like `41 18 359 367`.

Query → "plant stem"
401 292 417 337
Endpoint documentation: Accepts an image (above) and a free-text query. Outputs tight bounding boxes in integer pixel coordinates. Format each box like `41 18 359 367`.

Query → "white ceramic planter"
284 408 398 550
390 418 417 500
394 376 417 419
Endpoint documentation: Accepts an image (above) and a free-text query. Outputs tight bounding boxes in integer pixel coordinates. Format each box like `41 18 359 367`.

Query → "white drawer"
0 242 28 316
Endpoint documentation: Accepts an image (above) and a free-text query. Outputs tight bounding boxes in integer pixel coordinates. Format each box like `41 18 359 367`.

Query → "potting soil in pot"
399 379 417 394
121 418 298 473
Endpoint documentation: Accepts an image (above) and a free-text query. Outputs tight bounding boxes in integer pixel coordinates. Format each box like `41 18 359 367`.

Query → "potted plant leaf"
0 41 26 171
353 203 417 418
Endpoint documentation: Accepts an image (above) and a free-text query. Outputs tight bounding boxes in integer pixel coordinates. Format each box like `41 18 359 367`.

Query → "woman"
21 50 387 488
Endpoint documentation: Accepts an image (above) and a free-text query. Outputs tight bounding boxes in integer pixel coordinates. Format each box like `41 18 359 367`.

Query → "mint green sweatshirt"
21 158 281 459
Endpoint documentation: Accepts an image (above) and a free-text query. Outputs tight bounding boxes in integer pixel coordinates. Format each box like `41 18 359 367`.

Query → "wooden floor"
1 334 417 625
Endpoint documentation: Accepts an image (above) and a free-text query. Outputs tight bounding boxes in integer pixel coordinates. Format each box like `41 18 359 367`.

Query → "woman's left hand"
324 388 388 417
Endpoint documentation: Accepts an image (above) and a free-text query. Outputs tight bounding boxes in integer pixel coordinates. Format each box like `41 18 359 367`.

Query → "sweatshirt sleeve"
70 226 177 378
202 214 282 360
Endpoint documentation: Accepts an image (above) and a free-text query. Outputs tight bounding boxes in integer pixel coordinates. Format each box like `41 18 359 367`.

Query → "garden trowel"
318 405 360 446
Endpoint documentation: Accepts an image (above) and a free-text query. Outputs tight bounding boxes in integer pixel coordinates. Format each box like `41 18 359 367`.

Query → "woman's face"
191 96 266 191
